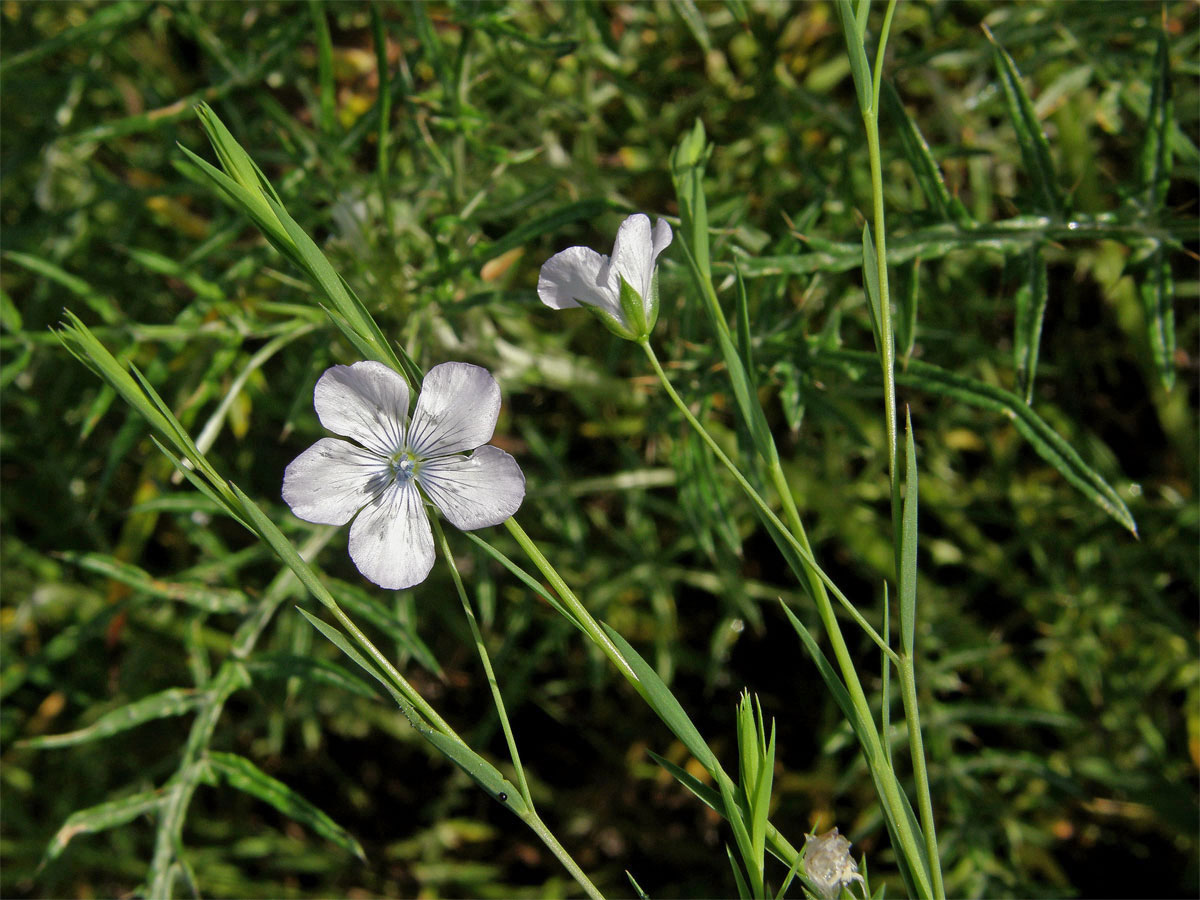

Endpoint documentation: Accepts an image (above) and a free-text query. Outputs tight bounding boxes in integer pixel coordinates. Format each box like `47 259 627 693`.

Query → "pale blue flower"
283 361 525 589
537 213 672 340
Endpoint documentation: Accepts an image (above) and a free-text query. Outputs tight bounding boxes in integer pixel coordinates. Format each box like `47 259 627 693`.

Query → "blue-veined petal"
347 480 435 589
282 437 385 526
419 445 525 530
407 362 501 458
313 361 410 457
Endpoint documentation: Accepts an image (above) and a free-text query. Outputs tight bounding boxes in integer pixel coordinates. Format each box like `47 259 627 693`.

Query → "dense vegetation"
2 2 1196 897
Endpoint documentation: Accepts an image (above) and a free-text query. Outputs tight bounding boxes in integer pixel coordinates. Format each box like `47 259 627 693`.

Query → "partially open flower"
283 361 525 589
804 828 866 900
537 213 672 340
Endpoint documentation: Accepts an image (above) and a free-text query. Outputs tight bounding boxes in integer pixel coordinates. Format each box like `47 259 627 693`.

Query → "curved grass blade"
813 348 1137 534
1013 242 1049 403
984 26 1065 217
41 791 162 869
882 81 971 225
57 551 250 614
1137 244 1176 391
20 689 205 749
206 751 365 860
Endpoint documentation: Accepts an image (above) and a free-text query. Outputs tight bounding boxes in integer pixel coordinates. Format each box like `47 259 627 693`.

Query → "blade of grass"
984 25 1066 217
1013 242 1049 403
206 751 365 859
812 347 1138 534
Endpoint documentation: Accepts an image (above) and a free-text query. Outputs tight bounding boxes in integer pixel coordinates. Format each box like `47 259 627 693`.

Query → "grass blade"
42 791 162 868
984 26 1065 217
602 625 719 773
20 689 205 749
899 409 918 657
812 348 1138 534
882 81 971 225
1013 242 1049 403
1139 31 1174 214
58 551 249 614
206 751 365 859
1137 243 1176 391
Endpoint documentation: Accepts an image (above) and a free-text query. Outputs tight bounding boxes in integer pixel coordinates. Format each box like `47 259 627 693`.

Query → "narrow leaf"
812 347 1138 534
882 81 971 225
59 551 249 614
602 626 719 773
207 751 365 859
42 791 161 867
1137 243 1176 390
899 409 918 656
20 689 204 749
1139 31 1174 213
985 27 1065 217
835 0 873 113
296 607 409 710
861 225 884 353
417 729 529 816
1013 242 1050 402
896 258 919 363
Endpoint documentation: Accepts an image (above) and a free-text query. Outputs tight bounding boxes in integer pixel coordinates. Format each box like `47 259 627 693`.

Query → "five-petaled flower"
537 213 672 340
283 361 525 589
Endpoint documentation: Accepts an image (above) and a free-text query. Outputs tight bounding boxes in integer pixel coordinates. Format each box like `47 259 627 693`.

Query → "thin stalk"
899 657 944 900
523 809 607 900
506 501 807 879
639 339 933 897
324 599 459 740
431 517 532 806
504 517 641 687
639 341 896 664
857 4 945 895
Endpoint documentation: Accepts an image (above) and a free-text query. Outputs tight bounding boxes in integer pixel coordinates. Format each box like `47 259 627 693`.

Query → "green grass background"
2 1 1197 897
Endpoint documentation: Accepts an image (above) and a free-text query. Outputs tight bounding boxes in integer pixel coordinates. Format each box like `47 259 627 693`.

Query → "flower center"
390 450 419 483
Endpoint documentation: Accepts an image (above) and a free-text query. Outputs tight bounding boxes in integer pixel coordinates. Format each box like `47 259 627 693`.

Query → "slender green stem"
865 104 900 532
506 498 806 880
899 658 944 900
851 3 944 894
639 338 933 897
504 517 642 687
639 340 896 664
431 517 532 805
324 599 459 740
523 809 607 900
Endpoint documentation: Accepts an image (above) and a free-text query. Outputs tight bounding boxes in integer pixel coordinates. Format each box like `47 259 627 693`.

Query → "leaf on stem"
1012 242 1049 403
985 26 1066 217
206 751 365 860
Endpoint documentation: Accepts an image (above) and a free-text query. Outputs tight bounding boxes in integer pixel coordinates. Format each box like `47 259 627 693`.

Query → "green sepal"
583 300 640 342
617 274 649 339
646 269 661 333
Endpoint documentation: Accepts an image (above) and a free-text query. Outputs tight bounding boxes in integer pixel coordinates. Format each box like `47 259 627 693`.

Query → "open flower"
804 828 866 900
537 213 672 340
283 361 525 589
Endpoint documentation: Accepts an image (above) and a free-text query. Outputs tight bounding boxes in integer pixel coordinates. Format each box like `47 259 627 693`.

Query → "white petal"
313 361 410 457
537 245 621 320
282 438 385 526
419 445 526 530
650 218 673 267
407 362 501 457
348 480 435 589
610 213 655 304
